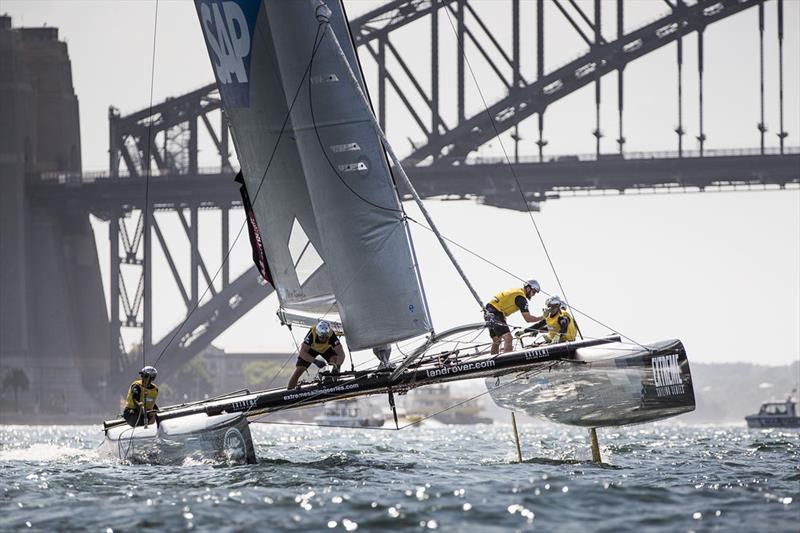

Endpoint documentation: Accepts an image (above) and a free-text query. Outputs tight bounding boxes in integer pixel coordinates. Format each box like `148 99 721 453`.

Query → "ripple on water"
1 424 798 532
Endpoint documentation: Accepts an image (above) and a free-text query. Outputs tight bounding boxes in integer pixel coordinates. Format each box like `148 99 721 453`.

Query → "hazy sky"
4 0 799 366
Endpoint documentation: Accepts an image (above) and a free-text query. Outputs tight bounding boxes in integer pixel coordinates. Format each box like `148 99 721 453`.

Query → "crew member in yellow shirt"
287 320 346 389
484 279 543 354
534 295 577 343
123 366 159 426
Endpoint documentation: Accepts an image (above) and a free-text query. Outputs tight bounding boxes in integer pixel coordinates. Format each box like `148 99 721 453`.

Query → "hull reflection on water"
487 339 695 427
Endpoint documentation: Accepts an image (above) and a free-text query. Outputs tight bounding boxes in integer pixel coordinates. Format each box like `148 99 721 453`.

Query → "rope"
441 6 579 337
250 367 540 430
406 217 648 349
309 25 401 213
264 334 303 390
118 406 144 462
251 325 539 424
141 0 159 367
318 18 484 312
245 223 413 416
152 24 327 369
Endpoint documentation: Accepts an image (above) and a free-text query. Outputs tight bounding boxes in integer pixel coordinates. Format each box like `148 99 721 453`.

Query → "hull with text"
142 337 619 424
486 339 695 427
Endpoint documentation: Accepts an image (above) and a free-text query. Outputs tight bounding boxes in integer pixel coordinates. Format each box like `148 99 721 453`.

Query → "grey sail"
195 0 432 350
195 0 336 317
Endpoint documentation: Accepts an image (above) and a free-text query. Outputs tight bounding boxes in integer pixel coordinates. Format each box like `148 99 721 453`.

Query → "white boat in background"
408 385 493 425
314 399 384 428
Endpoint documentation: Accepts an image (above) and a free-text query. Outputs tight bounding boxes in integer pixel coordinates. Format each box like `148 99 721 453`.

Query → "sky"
3 0 799 367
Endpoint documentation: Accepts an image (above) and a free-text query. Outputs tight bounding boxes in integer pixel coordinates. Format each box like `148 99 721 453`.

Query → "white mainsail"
195 0 432 350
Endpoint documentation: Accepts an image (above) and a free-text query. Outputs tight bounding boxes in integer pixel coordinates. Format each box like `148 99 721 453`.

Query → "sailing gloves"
515 326 541 337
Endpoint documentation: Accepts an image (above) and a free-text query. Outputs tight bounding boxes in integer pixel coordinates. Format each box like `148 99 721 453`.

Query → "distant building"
0 16 107 421
198 346 295 397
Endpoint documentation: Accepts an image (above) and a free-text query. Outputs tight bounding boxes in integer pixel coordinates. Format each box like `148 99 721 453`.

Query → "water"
1 423 797 532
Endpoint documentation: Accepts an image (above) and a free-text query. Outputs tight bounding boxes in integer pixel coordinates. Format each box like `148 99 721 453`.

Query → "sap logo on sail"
651 354 684 397
195 0 260 107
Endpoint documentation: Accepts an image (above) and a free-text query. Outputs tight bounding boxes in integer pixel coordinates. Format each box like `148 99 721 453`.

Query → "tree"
3 368 30 411
125 343 143 367
243 361 291 390
171 355 213 400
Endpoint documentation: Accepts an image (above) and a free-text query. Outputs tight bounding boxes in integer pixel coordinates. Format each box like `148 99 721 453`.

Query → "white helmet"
316 320 332 339
545 295 563 309
524 279 540 293
139 366 157 380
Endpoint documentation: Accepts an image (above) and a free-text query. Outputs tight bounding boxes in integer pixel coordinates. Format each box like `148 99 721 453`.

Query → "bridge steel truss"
75 0 795 382
103 89 275 381
350 0 791 164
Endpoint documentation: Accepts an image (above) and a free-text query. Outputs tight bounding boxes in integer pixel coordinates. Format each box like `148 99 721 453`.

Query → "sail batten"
195 0 432 350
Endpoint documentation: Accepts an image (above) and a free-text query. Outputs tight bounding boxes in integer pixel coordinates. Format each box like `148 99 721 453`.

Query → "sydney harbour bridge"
6 0 798 402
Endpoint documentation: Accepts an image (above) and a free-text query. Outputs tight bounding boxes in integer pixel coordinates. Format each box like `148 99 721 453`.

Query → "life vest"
488 288 527 317
545 309 577 342
125 379 158 412
308 326 335 353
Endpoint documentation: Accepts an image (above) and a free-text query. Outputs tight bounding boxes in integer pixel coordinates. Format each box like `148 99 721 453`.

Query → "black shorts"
123 409 145 427
485 305 510 338
296 347 337 368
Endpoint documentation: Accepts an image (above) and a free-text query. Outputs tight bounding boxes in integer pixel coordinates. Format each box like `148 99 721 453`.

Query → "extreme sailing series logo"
283 382 360 401
195 0 260 107
651 354 685 397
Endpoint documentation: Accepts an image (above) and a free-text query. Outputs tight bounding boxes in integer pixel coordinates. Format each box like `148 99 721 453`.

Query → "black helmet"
139 366 157 380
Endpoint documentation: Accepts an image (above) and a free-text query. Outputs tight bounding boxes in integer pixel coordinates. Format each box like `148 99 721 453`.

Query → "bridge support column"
109 212 121 371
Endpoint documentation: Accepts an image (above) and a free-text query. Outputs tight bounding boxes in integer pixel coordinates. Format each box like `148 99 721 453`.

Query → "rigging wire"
309 26 402 213
265 334 304 390
311 11 607 345
152 24 328 369
250 365 550 430
141 0 159 367
124 0 160 455
246 323 489 420
405 217 647 348
152 4 645 389
440 6 580 338
260 222 409 394
250 322 519 421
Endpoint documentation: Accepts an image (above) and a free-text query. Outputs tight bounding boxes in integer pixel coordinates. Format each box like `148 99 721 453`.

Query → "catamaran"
100 0 695 464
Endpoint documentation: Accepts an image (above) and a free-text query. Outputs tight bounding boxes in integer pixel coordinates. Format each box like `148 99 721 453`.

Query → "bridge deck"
29 148 800 212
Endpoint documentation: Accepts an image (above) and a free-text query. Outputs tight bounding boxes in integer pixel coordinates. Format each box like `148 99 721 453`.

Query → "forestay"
194 0 432 350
